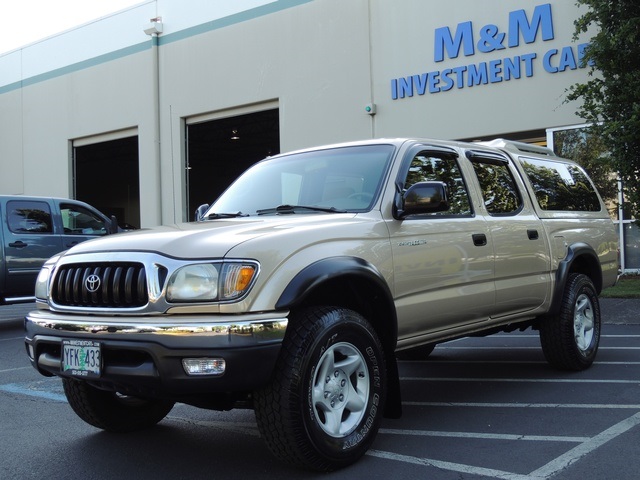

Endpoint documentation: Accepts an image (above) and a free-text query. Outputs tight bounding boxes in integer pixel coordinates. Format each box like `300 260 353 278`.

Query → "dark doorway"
186 108 280 220
74 136 140 229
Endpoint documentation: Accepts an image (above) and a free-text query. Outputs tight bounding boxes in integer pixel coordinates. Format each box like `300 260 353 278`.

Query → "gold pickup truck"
25 138 618 471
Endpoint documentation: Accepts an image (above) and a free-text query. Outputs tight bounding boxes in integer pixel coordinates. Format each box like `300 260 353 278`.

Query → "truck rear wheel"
539 273 601 371
62 378 175 432
254 307 386 471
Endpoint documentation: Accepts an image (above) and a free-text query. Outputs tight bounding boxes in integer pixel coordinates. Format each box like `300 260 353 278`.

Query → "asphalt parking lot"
2 300 639 479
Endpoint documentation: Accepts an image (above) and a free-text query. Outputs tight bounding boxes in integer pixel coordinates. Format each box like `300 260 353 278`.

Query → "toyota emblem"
85 274 101 293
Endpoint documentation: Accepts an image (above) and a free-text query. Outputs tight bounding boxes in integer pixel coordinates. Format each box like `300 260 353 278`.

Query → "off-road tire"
62 378 175 432
253 307 386 471
539 273 601 371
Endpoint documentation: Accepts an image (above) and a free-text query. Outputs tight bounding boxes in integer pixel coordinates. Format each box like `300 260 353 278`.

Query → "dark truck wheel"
62 378 175 432
539 273 601 371
254 307 386 471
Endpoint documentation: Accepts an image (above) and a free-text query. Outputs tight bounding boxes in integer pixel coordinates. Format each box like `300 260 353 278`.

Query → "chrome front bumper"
24 309 289 395
25 308 288 349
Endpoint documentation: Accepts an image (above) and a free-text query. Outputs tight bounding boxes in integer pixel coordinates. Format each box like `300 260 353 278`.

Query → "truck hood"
64 214 361 259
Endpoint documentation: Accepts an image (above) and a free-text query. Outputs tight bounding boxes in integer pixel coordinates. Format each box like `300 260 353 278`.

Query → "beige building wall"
0 0 593 226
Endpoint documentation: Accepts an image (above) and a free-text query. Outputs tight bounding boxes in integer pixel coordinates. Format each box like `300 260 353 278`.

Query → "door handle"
527 229 539 240
66 241 80 248
472 233 487 246
8 241 28 248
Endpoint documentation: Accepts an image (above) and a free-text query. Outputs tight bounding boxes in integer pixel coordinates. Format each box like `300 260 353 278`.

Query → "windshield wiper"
205 212 249 220
256 204 347 215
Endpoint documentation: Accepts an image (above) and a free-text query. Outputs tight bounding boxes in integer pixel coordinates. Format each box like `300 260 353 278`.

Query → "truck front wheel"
254 307 386 471
539 273 601 371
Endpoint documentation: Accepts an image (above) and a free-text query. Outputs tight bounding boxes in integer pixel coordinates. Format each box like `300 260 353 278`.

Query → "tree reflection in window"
7 202 53 234
471 161 521 215
520 158 601 211
405 153 471 216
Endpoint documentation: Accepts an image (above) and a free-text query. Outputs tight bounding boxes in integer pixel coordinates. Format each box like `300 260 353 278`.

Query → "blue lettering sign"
429 71 441 93
488 60 503 83
390 4 582 100
558 46 578 71
468 63 488 86
398 77 413 98
413 74 428 95
477 25 506 53
543 45 588 74
521 53 537 77
577 42 594 67
434 21 474 62
543 49 558 73
440 69 455 91
508 3 554 47
503 56 521 80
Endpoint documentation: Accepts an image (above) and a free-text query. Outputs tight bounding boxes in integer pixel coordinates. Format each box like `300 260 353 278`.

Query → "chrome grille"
52 263 148 308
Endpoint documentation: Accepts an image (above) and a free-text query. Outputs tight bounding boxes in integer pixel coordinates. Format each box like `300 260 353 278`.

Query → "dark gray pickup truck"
0 195 116 304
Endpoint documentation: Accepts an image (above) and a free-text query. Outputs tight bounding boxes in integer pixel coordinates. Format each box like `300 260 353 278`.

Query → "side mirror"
398 181 449 217
195 204 210 222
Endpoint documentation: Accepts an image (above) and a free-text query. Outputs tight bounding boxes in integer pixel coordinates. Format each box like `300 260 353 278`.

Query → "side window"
7 201 53 234
404 152 472 216
61 204 108 235
519 157 601 211
471 160 522 215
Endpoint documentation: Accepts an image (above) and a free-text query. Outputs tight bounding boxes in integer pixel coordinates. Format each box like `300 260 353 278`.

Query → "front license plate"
62 339 101 378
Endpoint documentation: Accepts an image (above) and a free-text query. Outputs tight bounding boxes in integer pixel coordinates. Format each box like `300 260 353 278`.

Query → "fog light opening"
182 358 226 376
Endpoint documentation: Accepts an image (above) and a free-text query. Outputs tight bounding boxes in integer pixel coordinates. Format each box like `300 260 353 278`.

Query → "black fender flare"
549 242 602 316
276 257 394 319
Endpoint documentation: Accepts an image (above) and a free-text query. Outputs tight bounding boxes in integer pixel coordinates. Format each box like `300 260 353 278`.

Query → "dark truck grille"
52 263 148 308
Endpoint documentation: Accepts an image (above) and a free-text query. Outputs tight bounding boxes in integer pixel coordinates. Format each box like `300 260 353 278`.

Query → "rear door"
2 199 62 298
465 150 551 316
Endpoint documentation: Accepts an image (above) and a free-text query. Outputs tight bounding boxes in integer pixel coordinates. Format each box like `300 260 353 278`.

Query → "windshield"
207 144 395 216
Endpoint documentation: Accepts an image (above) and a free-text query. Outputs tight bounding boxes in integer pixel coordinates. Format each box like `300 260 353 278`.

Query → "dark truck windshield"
207 144 395 216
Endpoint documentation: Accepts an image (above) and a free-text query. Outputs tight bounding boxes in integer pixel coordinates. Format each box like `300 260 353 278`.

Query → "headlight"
166 262 258 303
35 254 62 300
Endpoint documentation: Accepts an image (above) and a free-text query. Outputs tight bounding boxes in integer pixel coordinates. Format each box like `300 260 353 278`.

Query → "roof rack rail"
477 139 556 157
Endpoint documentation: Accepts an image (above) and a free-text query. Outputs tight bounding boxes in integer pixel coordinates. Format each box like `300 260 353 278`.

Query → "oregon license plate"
62 339 101 378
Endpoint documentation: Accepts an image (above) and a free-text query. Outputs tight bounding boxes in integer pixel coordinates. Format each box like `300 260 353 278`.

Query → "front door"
389 148 495 341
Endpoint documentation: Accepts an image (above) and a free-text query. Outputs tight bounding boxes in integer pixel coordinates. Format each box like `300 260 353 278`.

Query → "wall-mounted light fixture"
230 129 240 140
144 17 163 36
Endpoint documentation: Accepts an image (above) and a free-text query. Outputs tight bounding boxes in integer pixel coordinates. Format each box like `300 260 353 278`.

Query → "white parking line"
401 377 640 384
371 412 640 479
379 428 589 443
404 402 640 409
0 336 24 342
0 382 65 402
420 360 640 365
529 412 640 479
436 346 640 350
0 366 32 374
367 449 533 480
